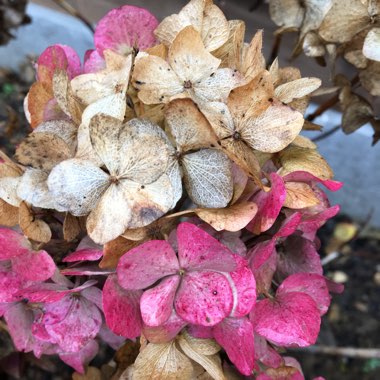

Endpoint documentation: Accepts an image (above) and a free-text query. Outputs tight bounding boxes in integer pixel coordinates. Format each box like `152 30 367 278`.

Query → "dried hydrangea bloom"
132 26 244 105
48 115 179 244
155 0 229 52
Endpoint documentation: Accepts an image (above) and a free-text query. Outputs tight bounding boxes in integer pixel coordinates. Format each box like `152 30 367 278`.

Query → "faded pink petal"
103 275 142 340
37 44 81 83
98 324 125 350
187 324 214 339
277 236 323 280
44 295 102 352
247 173 286 233
63 248 103 262
254 334 283 368
177 222 236 272
117 240 179 290
12 249 56 282
251 292 320 347
143 310 187 343
278 273 331 316
274 213 302 239
61 265 113 276
0 228 31 260
94 5 158 55
81 286 103 311
0 270 23 302
175 271 233 326
59 339 98 374
228 257 256 317
140 275 180 327
213 317 255 376
83 49 106 73
325 278 344 294
283 171 343 192
248 240 277 294
43 98 69 122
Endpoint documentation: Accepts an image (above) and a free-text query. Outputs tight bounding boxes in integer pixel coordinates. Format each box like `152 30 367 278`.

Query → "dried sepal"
18 201 52 243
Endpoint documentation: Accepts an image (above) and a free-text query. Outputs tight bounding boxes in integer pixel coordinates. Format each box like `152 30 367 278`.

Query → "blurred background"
0 1 379 379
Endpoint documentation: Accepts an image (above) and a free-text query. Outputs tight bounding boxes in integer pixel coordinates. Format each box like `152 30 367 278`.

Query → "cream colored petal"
201 1 229 51
167 159 183 209
123 175 174 229
168 26 221 83
194 68 244 103
363 28 380 61
132 55 183 104
34 120 77 147
0 177 22 206
274 77 321 103
269 0 304 29
182 149 233 208
200 102 235 139
165 99 218 151
86 183 133 244
48 158 109 216
130 341 194 380
303 32 326 57
17 168 61 210
240 102 304 153
154 0 205 45
301 0 333 36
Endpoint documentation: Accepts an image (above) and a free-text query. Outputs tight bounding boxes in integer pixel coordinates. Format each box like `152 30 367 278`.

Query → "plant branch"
269 34 282 64
307 94 339 122
290 345 380 359
311 125 340 142
51 0 94 33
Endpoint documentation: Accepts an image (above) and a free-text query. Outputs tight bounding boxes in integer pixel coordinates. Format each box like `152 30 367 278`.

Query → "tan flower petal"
27 81 53 129
34 120 77 147
178 333 225 380
274 77 321 103
19 201 52 243
182 149 233 208
269 0 304 29
241 30 266 81
278 146 334 179
63 213 83 242
130 341 194 380
359 61 380 96
15 132 73 171
284 182 320 209
100 236 140 269
132 55 183 104
195 201 258 232
200 101 235 139
0 177 22 206
168 26 221 83
165 99 218 151
48 158 110 216
0 199 19 227
240 102 304 153
319 0 370 43
86 183 133 244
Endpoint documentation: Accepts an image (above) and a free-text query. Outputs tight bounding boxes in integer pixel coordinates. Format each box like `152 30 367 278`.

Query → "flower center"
183 80 192 89
232 131 241 140
109 176 120 184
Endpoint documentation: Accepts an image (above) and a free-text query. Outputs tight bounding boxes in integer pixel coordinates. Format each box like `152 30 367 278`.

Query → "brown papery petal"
284 182 320 209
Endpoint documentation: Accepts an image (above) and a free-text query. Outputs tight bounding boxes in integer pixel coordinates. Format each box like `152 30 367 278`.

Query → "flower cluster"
0 1 343 379
269 0 380 144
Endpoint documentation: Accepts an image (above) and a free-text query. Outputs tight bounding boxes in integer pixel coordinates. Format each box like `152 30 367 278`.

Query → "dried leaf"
19 202 52 243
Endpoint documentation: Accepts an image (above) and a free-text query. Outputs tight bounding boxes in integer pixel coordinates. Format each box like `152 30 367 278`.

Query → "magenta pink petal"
283 171 343 191
143 310 187 344
94 5 158 55
277 236 323 280
277 273 331 315
117 240 179 290
44 296 102 352
177 222 236 272
175 271 233 326
63 248 103 262
248 240 277 294
251 293 321 347
58 44 82 78
228 257 256 317
140 275 180 327
37 45 68 83
11 249 56 282
213 317 255 376
102 275 142 340
0 270 23 302
81 286 103 311
247 173 286 233
274 213 302 239
325 278 344 294
59 339 98 373
83 49 106 73
0 228 31 260
20 283 70 303
98 324 125 350
254 334 283 368
4 302 35 352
